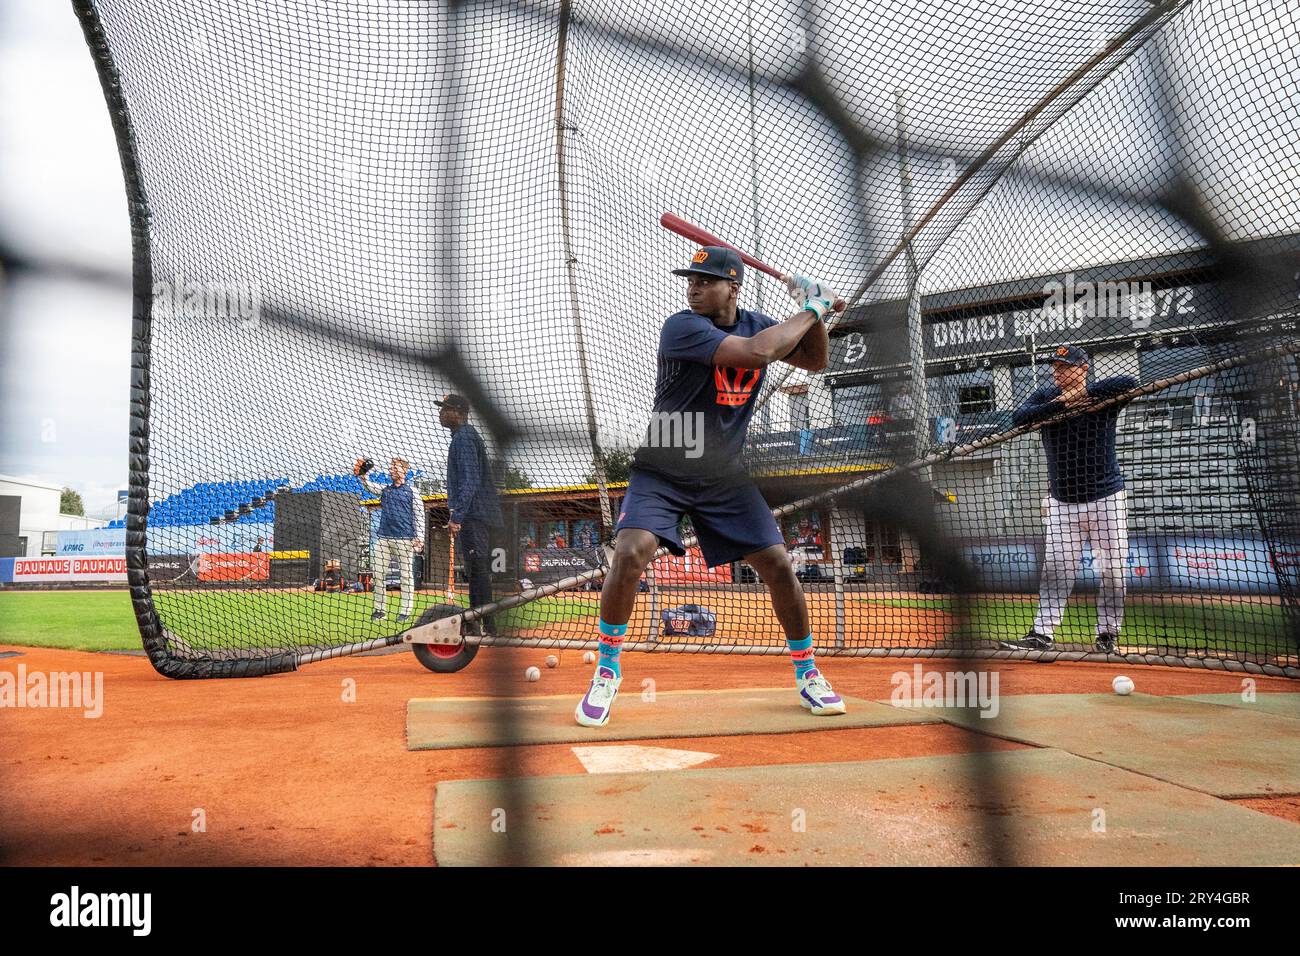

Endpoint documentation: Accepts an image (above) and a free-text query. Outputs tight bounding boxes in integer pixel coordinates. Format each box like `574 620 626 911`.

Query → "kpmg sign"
56 529 127 556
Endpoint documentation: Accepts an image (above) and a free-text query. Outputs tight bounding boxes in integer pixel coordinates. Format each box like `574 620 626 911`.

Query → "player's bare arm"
709 272 838 370
776 313 829 371
713 310 822 369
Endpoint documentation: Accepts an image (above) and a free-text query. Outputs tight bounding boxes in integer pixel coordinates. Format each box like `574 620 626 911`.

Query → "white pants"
373 537 416 616
1032 490 1128 638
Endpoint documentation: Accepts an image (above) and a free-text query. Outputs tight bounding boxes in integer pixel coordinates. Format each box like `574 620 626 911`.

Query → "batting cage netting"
74 0 1299 678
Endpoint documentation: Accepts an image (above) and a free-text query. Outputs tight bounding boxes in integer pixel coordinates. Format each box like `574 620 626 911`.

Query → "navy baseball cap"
435 393 469 410
671 246 744 283
1040 344 1091 367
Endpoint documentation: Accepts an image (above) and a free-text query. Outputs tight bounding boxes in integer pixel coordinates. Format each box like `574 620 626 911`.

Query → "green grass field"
854 595 1290 652
0 588 1288 656
0 589 601 652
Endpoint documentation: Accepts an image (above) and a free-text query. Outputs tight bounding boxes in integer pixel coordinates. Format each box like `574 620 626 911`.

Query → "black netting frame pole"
72 0 297 678
442 0 533 866
848 0 1191 306
894 90 930 466
893 81 1010 862
555 0 613 535
749 0 1188 427
744 0 766 318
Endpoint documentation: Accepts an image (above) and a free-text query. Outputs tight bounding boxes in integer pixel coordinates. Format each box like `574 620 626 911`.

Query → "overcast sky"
1 0 1294 517
1 0 132 516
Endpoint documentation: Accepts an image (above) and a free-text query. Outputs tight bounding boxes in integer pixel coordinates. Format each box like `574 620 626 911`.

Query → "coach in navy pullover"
358 457 425 620
371 472 423 539
439 394 503 634
1011 359 1138 504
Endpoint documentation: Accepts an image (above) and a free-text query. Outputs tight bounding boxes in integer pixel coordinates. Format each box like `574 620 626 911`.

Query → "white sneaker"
575 666 622 727
797 668 847 716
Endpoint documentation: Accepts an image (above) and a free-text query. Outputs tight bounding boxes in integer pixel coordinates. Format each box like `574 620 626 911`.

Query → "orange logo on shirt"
715 366 761 406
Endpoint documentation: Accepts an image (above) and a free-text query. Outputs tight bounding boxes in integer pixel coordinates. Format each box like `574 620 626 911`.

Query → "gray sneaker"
1095 633 1118 654
371 610 387 622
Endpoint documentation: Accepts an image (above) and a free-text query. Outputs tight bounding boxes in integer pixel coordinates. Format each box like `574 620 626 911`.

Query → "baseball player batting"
1002 345 1137 654
574 245 847 727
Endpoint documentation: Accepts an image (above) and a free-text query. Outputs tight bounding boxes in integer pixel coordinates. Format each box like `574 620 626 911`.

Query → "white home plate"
571 745 719 774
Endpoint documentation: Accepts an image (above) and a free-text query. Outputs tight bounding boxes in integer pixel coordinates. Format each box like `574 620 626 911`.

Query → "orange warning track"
2 644 1296 865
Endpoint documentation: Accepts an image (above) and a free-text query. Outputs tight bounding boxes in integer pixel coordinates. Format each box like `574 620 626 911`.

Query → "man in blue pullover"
438 394 504 636
1003 345 1138 654
356 456 424 623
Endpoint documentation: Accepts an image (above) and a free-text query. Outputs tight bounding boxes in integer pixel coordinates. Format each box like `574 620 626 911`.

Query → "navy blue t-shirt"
1011 374 1138 503
631 308 779 482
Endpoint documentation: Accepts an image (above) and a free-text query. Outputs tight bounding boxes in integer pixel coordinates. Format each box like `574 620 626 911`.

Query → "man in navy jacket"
438 394 504 636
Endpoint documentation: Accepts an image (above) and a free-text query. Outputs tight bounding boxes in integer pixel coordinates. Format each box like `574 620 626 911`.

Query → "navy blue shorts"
615 466 784 568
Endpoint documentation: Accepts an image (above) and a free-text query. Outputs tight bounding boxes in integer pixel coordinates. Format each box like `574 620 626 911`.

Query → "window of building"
930 368 993 418
830 383 883 426
1138 345 1224 402
788 391 810 430
849 519 902 571
958 385 994 414
1011 363 1048 403
1137 345 1211 381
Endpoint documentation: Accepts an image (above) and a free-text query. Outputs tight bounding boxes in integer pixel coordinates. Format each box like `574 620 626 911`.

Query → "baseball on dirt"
583 651 596 664
1112 675 1135 696
545 655 559 668
524 666 541 682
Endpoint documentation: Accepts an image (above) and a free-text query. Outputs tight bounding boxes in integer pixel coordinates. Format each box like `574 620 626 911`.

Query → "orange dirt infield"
3 643 1297 865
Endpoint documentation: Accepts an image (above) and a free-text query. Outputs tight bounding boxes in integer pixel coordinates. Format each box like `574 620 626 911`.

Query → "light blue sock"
787 633 816 679
597 618 627 678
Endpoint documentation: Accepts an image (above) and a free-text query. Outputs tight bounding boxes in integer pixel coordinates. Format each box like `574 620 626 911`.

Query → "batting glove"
801 281 837 322
784 272 818 302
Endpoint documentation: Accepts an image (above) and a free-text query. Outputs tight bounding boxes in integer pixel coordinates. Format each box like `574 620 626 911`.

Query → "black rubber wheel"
410 603 480 674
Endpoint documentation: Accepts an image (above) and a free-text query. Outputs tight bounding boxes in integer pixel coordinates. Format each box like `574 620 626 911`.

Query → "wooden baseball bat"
446 533 456 602
659 212 847 312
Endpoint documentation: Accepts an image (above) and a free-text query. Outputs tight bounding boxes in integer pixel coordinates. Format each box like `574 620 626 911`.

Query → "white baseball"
583 651 596 664
545 654 559 668
1112 675 1134 696
524 666 541 682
